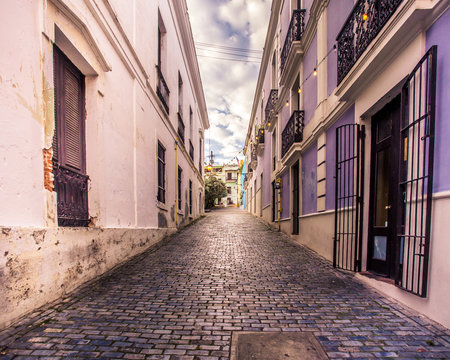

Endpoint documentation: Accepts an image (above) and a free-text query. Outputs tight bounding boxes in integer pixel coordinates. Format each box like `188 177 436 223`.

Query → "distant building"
205 164 240 206
0 0 208 328
244 0 449 328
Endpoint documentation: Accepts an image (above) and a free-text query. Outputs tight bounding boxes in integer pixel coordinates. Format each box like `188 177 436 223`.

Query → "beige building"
0 0 208 329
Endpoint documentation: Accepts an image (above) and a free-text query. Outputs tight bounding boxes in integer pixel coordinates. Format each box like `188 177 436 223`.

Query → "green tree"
205 176 227 209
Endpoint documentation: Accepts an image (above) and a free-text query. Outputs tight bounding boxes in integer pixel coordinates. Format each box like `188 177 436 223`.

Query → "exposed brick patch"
43 148 54 191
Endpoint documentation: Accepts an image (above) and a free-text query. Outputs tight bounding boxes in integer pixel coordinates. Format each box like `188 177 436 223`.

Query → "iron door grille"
396 46 437 297
334 124 365 272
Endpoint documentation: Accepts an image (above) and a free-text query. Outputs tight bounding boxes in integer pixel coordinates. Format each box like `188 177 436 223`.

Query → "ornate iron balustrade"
53 161 89 227
156 66 170 113
177 112 185 144
189 139 194 160
256 127 264 145
264 89 278 126
337 0 403 84
281 110 304 158
280 9 306 74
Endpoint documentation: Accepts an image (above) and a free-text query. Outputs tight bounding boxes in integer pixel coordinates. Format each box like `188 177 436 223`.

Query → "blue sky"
186 0 271 165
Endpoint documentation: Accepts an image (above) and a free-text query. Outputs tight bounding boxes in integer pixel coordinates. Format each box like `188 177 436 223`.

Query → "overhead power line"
197 54 261 63
196 47 262 60
195 42 263 54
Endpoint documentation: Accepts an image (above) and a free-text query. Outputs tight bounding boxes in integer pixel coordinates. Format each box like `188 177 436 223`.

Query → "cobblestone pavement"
1 208 449 360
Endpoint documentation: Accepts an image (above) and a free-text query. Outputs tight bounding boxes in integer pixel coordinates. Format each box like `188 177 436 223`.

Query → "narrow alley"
1 208 449 360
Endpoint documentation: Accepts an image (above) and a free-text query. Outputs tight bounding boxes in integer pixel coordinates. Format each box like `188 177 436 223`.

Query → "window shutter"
63 66 84 171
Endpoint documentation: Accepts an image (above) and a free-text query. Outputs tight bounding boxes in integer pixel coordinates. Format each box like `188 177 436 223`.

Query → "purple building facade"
244 0 450 328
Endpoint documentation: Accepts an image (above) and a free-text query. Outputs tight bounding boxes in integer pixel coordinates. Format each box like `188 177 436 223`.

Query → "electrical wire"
195 42 263 54
197 54 261 63
196 47 262 60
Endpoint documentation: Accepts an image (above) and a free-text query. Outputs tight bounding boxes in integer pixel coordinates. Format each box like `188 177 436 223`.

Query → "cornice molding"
172 0 210 130
48 0 112 72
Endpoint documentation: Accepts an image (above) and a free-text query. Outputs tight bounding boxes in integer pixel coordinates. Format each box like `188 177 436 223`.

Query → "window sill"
157 201 168 212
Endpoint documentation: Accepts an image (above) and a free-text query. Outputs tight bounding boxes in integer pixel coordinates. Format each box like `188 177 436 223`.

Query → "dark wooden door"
292 162 299 234
367 96 400 277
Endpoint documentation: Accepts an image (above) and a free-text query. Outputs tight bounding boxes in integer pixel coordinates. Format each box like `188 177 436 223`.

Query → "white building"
0 0 208 328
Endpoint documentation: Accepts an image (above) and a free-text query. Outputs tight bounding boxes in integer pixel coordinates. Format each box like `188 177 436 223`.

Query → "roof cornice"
244 0 282 149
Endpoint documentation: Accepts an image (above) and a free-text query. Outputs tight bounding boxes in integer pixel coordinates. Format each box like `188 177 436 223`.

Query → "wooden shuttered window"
53 46 89 227
157 141 166 203
53 46 86 172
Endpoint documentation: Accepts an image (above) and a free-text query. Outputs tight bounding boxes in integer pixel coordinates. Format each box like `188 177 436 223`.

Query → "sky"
185 0 272 165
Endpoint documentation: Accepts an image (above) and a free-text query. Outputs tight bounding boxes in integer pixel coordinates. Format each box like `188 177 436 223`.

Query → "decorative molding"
48 0 112 72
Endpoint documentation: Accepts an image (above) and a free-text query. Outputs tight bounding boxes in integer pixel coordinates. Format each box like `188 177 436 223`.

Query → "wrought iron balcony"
280 9 306 74
281 110 304 158
156 66 170 113
53 162 89 227
256 127 264 145
177 112 185 144
337 0 403 84
264 89 278 126
189 140 194 160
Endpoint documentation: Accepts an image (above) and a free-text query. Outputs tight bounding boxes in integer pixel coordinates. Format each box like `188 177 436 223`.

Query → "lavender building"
244 0 449 328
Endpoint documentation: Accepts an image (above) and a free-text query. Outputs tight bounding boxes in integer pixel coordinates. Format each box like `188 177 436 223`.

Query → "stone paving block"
0 209 449 359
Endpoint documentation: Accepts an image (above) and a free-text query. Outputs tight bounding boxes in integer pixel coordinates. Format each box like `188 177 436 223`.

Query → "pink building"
0 0 208 328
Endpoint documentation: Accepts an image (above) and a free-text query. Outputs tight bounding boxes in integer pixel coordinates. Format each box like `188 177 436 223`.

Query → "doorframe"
367 95 401 278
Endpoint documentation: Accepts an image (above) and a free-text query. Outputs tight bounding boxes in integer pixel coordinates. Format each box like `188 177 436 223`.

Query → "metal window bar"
333 124 365 271
53 161 89 227
178 112 185 144
396 46 436 297
157 142 166 203
156 66 170 113
189 140 194 160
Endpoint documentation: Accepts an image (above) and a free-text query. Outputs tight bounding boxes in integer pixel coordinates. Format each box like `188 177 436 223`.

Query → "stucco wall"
302 34 317 126
0 1 45 227
426 9 450 193
301 142 317 215
281 170 290 219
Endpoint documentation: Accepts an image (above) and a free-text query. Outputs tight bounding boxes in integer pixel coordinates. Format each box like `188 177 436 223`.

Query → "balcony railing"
280 9 306 74
189 140 194 160
177 112 185 144
281 110 304 158
53 162 89 227
156 66 170 113
264 89 278 126
256 127 264 145
337 0 403 84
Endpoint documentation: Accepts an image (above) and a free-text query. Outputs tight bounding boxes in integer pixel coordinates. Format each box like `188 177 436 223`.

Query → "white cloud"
186 0 271 164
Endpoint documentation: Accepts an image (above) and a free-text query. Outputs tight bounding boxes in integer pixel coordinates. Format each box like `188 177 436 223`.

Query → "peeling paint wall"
0 226 174 329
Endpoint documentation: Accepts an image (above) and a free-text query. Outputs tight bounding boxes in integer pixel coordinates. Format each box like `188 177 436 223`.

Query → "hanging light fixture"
298 88 302 94
362 13 368 21
285 99 289 107
313 68 317 76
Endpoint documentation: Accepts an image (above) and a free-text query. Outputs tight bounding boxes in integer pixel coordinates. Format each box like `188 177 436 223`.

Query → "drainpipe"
277 178 282 232
175 140 178 226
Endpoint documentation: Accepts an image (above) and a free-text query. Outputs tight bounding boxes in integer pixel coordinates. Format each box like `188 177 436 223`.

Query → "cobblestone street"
1 208 449 360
